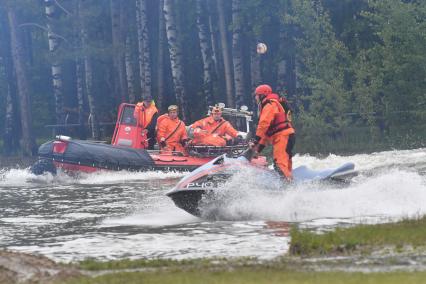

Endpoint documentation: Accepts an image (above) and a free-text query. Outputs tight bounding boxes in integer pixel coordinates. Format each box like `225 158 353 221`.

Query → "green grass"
78 258 224 271
290 216 426 256
62 268 426 284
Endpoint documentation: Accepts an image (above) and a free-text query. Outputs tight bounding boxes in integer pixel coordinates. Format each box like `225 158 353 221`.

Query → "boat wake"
0 168 185 187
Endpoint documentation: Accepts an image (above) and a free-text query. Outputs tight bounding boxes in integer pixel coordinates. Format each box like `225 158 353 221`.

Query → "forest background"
1 0 426 157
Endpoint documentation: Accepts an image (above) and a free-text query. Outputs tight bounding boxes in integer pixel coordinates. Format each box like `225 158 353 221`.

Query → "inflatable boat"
30 103 256 175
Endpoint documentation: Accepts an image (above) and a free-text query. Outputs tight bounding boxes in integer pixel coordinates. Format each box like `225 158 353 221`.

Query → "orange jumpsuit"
256 97 295 179
133 102 158 149
191 116 238 146
156 114 188 154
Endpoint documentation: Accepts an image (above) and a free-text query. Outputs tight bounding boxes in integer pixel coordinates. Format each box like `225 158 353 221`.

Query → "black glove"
234 135 244 144
181 138 191 147
250 135 261 145
160 140 167 148
257 144 265 153
226 139 233 146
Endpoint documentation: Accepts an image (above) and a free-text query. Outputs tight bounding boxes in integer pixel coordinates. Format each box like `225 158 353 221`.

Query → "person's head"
142 95 153 107
254 84 272 104
168 105 178 119
211 105 223 121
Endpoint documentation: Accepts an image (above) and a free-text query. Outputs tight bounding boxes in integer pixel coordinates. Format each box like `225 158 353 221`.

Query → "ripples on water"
0 148 425 262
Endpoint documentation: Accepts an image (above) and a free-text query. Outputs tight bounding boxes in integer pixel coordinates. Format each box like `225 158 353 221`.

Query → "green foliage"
1 0 426 154
288 1 350 131
350 0 426 126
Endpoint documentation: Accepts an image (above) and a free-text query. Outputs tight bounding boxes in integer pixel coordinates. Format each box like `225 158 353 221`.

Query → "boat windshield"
120 105 137 126
222 114 248 132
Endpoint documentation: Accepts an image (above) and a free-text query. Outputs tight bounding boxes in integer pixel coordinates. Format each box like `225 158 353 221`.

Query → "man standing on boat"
133 96 159 149
190 105 239 146
156 105 189 154
251 84 295 181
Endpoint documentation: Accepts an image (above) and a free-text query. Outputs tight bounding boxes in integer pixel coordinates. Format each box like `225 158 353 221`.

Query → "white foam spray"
0 167 184 187
201 167 426 222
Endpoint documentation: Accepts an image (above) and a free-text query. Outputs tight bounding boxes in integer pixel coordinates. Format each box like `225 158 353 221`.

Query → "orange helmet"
254 84 272 96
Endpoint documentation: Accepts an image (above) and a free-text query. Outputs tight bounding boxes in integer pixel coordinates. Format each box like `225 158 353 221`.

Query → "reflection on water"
0 148 425 262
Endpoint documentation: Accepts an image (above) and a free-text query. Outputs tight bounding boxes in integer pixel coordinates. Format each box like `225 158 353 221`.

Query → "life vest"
156 114 168 131
261 94 293 137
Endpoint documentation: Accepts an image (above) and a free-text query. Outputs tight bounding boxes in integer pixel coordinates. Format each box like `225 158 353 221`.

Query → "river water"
0 148 426 262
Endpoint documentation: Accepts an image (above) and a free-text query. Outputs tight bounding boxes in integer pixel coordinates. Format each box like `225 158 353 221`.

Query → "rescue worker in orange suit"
251 84 295 181
133 96 159 149
156 105 189 154
191 106 239 146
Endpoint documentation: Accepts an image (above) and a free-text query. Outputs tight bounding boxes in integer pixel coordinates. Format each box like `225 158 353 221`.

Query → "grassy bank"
63 269 426 284
290 216 426 256
77 257 244 271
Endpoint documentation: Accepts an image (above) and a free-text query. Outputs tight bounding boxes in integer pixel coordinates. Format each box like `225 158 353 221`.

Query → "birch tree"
196 0 214 107
163 0 187 119
78 0 99 140
136 0 152 99
44 0 64 131
156 0 165 110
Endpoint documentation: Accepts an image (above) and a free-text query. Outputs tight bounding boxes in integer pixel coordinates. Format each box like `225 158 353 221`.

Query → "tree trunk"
136 0 152 99
250 41 261 111
276 23 288 96
44 0 64 133
79 0 99 140
125 35 136 103
1 52 16 154
110 0 127 104
232 0 244 108
6 7 36 155
208 0 223 102
75 58 86 139
163 0 187 120
3 90 15 155
217 0 234 107
196 0 214 107
208 12 220 81
0 10 18 155
156 0 165 110
83 54 99 140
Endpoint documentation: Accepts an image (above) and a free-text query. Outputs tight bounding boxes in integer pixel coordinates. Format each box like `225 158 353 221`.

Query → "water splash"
200 167 426 222
0 167 185 187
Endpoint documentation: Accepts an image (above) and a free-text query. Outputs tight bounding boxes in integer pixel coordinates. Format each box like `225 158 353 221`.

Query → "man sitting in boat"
190 105 239 147
156 105 189 155
133 96 159 149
